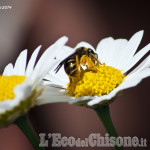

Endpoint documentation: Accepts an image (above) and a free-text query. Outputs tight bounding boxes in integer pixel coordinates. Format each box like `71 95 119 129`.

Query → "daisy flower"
0 36 67 149
38 31 150 150
38 30 150 107
0 36 68 127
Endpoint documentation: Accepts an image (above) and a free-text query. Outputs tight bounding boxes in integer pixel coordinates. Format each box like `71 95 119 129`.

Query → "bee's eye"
88 49 94 55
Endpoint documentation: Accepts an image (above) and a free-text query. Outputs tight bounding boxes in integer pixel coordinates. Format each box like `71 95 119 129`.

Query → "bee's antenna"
54 65 60 73
54 61 64 73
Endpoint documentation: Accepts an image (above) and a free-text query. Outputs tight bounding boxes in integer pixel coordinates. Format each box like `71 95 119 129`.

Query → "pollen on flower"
66 60 125 97
0 76 26 102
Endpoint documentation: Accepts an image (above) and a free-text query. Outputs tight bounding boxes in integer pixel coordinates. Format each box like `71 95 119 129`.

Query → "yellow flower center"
0 76 26 102
66 56 125 97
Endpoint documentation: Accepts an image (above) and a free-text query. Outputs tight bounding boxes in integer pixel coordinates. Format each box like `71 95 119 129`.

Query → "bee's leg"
69 77 72 83
90 53 101 65
75 55 81 76
86 56 95 68
76 55 79 68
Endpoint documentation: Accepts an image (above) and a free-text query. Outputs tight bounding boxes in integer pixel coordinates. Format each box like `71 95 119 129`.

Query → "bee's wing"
54 59 67 73
54 51 77 73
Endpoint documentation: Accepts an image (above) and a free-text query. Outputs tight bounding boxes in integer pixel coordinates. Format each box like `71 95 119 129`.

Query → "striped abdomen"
64 55 78 77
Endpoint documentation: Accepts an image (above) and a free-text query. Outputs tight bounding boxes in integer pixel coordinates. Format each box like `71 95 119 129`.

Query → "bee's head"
87 48 98 58
87 48 94 54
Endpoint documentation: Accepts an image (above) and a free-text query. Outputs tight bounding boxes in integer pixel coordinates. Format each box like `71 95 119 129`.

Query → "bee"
54 47 100 77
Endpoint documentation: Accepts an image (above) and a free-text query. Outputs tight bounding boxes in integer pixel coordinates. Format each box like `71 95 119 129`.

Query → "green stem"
15 115 45 150
94 105 124 150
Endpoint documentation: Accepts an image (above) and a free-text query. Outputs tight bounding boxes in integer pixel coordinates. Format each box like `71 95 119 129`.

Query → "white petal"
36 86 71 105
44 72 68 88
74 41 95 50
31 36 68 84
96 38 128 68
2 63 14 76
109 39 128 68
96 31 143 70
119 30 144 69
123 43 150 73
69 96 95 104
128 55 150 76
55 45 75 60
136 68 150 78
25 45 41 77
96 37 115 66
13 50 27 75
